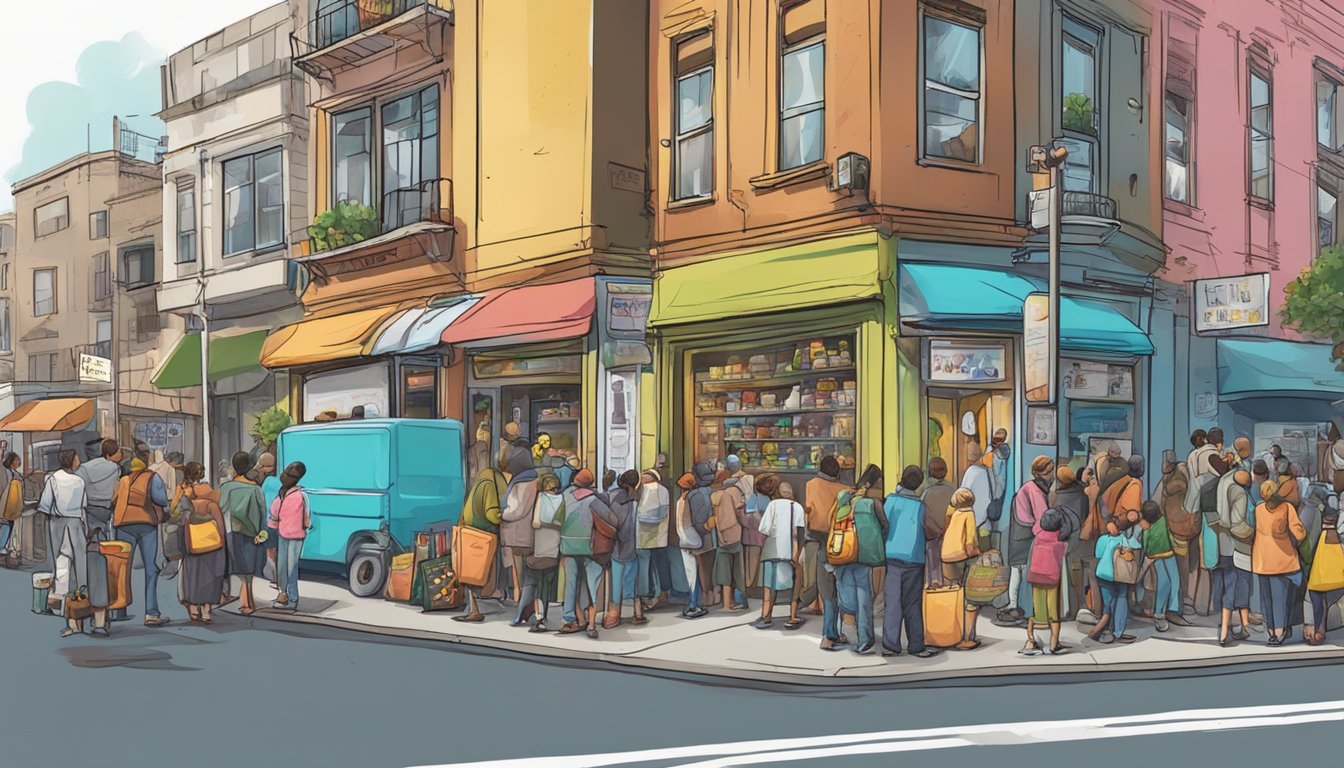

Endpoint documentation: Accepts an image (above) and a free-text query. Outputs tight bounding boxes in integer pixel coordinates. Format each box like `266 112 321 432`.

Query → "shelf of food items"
693 334 858 475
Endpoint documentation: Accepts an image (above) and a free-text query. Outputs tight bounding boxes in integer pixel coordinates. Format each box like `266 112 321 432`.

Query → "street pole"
199 291 211 485
1048 157 1063 413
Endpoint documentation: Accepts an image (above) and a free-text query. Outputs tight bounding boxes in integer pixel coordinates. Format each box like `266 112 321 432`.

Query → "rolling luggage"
99 540 134 610
384 553 416 602
86 542 110 610
923 584 965 648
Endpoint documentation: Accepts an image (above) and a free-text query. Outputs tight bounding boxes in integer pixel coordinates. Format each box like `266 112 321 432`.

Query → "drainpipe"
197 147 212 483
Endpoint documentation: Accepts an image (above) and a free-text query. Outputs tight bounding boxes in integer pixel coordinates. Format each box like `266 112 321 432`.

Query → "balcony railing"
381 177 452 234
1061 191 1118 221
308 0 427 51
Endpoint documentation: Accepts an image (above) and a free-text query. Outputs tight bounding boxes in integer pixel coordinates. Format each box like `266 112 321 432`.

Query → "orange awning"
260 305 405 369
440 277 595 347
0 398 95 433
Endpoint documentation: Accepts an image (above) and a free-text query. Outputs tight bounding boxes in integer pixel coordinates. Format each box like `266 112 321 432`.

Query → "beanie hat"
725 455 742 472
130 458 147 471
574 468 595 488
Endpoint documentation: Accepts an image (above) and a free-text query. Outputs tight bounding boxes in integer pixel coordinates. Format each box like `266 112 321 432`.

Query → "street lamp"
1026 144 1068 406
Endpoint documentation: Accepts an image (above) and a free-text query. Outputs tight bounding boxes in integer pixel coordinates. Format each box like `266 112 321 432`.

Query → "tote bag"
1308 530 1344 592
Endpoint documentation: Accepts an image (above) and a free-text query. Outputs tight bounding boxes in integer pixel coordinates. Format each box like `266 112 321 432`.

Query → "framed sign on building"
1023 293 1055 404
925 339 1008 384
1192 273 1269 333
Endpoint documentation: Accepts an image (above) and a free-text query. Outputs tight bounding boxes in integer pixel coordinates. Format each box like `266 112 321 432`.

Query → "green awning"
152 330 269 389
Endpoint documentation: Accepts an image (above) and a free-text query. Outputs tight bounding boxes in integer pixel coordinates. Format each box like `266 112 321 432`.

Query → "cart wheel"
348 551 387 598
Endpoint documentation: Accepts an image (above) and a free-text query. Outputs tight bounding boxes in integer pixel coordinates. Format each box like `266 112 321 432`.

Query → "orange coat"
941 506 980 563
1251 502 1306 575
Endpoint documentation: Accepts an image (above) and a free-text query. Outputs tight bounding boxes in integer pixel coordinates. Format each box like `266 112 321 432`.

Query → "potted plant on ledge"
308 200 380 253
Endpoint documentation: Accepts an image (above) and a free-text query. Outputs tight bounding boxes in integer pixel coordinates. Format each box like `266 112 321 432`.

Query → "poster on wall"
1192 273 1269 333
927 340 1007 383
1024 293 1055 404
1027 407 1057 445
1087 437 1133 464
606 283 653 335
1063 361 1134 401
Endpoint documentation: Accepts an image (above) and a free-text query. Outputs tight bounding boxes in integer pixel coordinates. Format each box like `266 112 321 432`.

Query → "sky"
0 0 282 212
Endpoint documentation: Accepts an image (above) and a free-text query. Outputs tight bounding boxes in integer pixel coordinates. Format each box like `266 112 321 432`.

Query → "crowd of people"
20 438 314 638
457 422 1344 657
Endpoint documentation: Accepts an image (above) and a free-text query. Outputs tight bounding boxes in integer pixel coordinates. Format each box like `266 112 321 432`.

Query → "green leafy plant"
250 405 292 452
308 201 380 252
1062 92 1095 135
1281 244 1344 371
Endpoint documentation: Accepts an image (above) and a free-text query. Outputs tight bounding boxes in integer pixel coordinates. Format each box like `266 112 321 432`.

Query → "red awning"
440 277 595 347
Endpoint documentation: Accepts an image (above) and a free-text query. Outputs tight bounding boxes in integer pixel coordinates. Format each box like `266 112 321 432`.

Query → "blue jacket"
883 490 926 564
1094 530 1141 582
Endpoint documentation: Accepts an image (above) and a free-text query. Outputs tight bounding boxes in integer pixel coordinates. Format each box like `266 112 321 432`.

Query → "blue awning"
1217 338 1344 400
898 262 1154 356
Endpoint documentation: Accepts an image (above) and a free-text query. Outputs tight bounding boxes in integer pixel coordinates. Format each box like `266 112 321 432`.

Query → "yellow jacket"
941 506 980 563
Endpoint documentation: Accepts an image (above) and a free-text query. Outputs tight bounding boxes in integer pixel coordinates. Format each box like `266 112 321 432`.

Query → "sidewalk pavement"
228 579 1344 686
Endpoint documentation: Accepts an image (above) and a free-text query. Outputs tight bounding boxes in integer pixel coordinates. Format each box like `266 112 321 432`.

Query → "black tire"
348 550 388 598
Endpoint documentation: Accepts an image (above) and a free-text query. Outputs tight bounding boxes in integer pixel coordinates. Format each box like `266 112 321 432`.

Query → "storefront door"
927 389 1013 481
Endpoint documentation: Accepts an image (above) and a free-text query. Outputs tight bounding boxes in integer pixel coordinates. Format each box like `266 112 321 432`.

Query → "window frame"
28 353 56 382
221 146 285 258
176 182 197 264
672 49 714 202
32 267 56 317
918 6 986 166
1059 17 1103 195
34 198 69 238
89 210 108 240
778 34 826 172
120 244 156 290
327 82 442 234
94 317 112 359
1318 180 1338 254
92 252 111 302
1164 90 1193 205
1247 62 1274 204
0 298 10 353
1 262 9 292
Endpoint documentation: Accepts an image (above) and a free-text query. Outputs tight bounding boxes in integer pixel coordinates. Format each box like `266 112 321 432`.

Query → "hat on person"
130 458 147 471
643 468 661 483
574 468 595 488
725 455 742 472
1039 507 1064 532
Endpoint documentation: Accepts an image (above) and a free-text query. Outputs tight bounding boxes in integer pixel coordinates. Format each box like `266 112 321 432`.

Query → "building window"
1318 71 1344 153
28 353 57 382
1320 185 1337 252
1249 66 1273 202
381 85 440 232
334 107 373 207
89 210 108 239
1164 95 1191 204
35 198 69 238
135 299 162 342
673 32 714 201
223 148 284 256
93 252 111 301
33 268 55 316
176 184 197 264
1060 18 1101 193
0 224 13 252
1164 20 1197 206
94 318 112 359
1 263 9 291
779 0 825 171
0 298 10 353
401 365 438 419
121 245 155 289
922 11 982 164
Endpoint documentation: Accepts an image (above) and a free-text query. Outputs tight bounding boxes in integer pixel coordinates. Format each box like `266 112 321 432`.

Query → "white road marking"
413 699 1344 768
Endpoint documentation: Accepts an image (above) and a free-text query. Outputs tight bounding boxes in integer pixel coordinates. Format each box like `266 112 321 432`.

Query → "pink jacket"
1014 479 1050 535
268 487 309 540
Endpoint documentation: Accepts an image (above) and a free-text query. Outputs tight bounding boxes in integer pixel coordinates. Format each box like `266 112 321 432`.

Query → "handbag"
418 555 463 612
384 553 416 602
1112 545 1141 584
63 588 94 620
1309 529 1344 592
590 509 617 565
452 524 498 588
964 549 1010 605
160 520 184 561
825 494 858 566
187 517 224 555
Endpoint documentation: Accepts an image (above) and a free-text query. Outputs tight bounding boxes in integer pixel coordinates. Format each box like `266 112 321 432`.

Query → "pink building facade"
1151 0 1344 471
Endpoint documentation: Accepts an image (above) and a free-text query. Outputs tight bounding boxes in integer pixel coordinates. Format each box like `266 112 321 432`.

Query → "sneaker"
1154 618 1170 633
529 622 548 634
881 648 902 657
1097 631 1116 644
1076 609 1099 626
854 641 876 655
1017 646 1044 657
683 607 709 619
914 648 942 659
143 616 171 627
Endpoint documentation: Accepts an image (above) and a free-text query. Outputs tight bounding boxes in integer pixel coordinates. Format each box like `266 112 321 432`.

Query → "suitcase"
923 584 965 648
31 571 53 614
384 553 416 602
99 540 134 610
86 543 110 610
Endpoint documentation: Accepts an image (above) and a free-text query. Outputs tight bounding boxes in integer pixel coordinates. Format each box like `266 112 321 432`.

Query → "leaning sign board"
1192 273 1269 333
78 354 112 384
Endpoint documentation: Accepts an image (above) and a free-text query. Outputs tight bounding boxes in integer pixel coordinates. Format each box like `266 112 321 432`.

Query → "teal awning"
898 262 1154 356
1217 338 1344 400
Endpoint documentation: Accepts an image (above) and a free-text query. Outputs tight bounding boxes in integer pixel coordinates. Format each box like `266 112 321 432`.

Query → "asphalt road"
2 564 1341 768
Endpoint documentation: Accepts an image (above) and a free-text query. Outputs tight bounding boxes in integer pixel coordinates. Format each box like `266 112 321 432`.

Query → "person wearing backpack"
108 456 172 625
178 462 227 623
941 487 983 650
604 470 644 628
804 456 849 648
1090 516 1142 644
635 469 672 612
1153 450 1195 622
882 465 940 658
0 452 23 559
830 465 887 654
558 469 616 638
1210 467 1256 644
1139 500 1179 633
678 462 717 620
1001 456 1054 627
713 463 751 613
1021 504 1070 657
219 452 267 616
